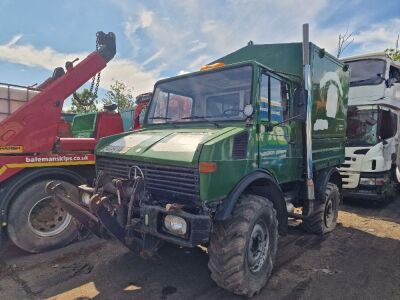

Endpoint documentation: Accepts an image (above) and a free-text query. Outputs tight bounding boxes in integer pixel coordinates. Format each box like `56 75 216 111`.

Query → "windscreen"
346 107 379 146
147 66 252 124
347 59 386 87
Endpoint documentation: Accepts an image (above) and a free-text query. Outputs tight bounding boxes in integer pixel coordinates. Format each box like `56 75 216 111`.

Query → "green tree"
69 89 98 113
385 48 400 62
102 80 134 110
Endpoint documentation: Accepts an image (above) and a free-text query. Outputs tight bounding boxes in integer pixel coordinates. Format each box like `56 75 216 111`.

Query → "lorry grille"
96 157 200 202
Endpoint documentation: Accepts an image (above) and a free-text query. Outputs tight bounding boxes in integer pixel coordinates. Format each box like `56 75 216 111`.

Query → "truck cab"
339 53 400 200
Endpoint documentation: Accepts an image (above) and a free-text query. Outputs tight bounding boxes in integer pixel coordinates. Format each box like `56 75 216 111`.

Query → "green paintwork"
96 127 240 168
71 112 97 138
61 112 76 124
120 107 135 131
215 43 350 172
95 42 349 204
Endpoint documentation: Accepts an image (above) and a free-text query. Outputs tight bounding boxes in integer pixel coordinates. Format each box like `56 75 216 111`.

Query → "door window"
260 74 289 122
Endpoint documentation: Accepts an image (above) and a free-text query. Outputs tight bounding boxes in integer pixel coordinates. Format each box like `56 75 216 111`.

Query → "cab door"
258 72 302 183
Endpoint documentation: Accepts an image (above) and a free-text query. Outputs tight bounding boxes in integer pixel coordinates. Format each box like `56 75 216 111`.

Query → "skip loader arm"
0 32 116 154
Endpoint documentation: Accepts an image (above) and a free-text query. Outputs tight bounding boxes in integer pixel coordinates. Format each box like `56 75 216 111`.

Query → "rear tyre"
208 194 278 297
7 180 79 253
302 182 340 235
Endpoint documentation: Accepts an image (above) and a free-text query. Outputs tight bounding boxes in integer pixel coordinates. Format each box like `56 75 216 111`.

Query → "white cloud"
118 1 399 73
188 55 212 70
189 41 207 53
2 1 399 98
139 10 153 28
6 34 23 47
0 37 158 96
120 0 331 73
201 20 218 33
102 58 158 95
352 18 400 53
142 48 164 66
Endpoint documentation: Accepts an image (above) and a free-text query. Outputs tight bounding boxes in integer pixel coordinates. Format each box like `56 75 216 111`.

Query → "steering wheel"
222 108 242 117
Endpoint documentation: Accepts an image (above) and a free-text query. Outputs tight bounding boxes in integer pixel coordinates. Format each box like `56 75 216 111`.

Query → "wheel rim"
324 198 335 228
28 196 72 237
247 220 269 273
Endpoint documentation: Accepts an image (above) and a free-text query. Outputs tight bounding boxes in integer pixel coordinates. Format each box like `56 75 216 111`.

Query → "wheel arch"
314 167 342 201
214 170 288 235
0 167 87 225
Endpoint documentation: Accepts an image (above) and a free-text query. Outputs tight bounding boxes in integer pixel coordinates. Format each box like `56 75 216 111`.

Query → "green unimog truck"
48 25 349 297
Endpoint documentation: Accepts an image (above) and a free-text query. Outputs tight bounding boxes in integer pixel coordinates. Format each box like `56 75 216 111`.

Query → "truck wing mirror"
293 87 307 122
386 78 397 88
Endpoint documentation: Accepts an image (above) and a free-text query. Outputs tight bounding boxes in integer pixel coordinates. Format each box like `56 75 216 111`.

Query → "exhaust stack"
302 23 315 202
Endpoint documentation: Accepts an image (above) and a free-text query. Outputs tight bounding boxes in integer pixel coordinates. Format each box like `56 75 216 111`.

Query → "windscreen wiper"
181 115 220 127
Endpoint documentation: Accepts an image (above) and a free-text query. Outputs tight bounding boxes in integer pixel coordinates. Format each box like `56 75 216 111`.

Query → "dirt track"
1 198 400 300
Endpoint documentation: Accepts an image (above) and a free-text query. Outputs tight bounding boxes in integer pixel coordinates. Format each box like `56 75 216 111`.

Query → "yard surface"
1 198 399 300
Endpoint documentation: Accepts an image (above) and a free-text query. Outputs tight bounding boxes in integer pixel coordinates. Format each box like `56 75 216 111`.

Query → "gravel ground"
0 197 399 300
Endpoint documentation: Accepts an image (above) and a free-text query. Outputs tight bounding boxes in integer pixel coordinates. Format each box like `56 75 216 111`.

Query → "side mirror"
386 78 397 88
293 87 307 122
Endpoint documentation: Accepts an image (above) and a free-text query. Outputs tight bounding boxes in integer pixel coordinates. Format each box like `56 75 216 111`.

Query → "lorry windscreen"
346 107 379 146
147 66 252 124
347 59 386 87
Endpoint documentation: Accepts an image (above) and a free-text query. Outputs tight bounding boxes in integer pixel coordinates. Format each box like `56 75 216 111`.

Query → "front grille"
96 157 200 202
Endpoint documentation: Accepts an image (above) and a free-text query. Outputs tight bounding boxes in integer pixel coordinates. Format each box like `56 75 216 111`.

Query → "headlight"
359 177 385 186
164 215 187 236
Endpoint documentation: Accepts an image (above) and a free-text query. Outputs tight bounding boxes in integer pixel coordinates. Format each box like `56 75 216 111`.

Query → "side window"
270 77 284 122
259 74 289 122
389 65 400 84
260 74 269 121
380 110 398 140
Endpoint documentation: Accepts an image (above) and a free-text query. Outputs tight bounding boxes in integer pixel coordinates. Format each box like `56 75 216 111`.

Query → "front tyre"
7 180 79 253
302 182 340 235
208 194 278 297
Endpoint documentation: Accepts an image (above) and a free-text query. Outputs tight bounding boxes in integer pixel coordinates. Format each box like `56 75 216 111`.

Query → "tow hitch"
46 176 163 258
46 181 130 247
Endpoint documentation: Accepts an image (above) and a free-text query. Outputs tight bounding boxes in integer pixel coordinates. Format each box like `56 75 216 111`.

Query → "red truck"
0 32 125 253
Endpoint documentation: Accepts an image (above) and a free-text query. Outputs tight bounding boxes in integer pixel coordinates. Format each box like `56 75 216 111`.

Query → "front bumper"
130 205 212 247
342 172 389 200
342 189 384 200
47 182 212 248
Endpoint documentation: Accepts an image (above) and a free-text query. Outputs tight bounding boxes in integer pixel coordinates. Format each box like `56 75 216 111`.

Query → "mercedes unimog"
48 25 349 297
339 53 400 200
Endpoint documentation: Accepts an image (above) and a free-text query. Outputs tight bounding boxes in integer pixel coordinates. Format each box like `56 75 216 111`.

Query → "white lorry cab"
339 53 400 200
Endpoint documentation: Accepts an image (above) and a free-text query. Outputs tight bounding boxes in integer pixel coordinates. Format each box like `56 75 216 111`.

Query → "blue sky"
0 0 399 108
